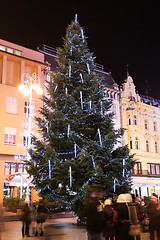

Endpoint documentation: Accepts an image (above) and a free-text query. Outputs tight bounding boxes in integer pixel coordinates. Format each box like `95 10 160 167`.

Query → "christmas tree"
27 15 134 212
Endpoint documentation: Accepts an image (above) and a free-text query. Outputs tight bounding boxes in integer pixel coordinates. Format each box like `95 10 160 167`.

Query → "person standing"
114 193 135 240
21 203 31 238
84 191 105 240
103 198 115 240
35 200 48 236
146 196 160 240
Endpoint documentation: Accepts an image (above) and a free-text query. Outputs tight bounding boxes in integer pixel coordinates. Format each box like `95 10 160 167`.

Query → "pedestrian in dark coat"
35 200 48 236
146 196 160 240
103 199 115 240
84 194 105 240
114 193 135 240
21 203 31 238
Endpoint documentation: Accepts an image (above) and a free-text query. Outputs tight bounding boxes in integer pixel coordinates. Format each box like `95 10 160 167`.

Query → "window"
10 163 16 174
24 164 28 173
153 121 157 131
148 163 160 175
135 137 139 149
14 50 21 56
5 162 27 174
18 163 23 173
156 165 160 175
24 101 35 117
7 48 13 54
133 115 137 125
155 142 158 153
147 163 150 175
6 96 17 114
144 120 148 129
146 140 149 152
5 162 10 174
135 162 142 174
4 127 16 145
129 140 133 149
151 164 156 175
0 45 5 51
128 118 131 125
23 129 32 146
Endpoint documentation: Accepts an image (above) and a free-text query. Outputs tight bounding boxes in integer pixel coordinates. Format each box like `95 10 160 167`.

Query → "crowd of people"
1 193 160 239
84 192 160 240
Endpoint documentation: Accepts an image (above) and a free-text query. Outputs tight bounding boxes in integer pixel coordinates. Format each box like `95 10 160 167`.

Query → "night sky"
1 1 160 99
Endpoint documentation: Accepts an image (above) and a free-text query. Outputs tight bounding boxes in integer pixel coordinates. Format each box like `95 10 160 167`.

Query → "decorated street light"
18 72 43 202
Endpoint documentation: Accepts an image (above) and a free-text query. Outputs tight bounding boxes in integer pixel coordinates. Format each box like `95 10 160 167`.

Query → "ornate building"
120 73 160 197
0 39 46 204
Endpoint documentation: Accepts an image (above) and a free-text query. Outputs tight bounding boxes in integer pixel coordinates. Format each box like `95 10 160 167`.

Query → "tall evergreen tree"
27 16 134 211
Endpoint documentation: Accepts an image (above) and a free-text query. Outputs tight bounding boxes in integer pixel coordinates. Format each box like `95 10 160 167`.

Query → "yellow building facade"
0 39 46 204
121 74 160 197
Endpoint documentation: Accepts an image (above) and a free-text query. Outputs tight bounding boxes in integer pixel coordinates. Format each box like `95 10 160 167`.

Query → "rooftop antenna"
126 64 129 77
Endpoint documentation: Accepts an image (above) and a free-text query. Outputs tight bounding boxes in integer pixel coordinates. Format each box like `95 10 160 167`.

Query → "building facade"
120 74 160 197
0 39 46 204
1 39 160 205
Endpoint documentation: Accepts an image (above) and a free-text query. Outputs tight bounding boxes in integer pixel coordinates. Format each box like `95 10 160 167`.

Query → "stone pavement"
0 217 152 240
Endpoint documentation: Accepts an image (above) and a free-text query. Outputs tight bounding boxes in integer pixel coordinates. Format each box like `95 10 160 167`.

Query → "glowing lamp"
32 83 39 91
23 88 30 96
19 84 25 91
37 87 43 95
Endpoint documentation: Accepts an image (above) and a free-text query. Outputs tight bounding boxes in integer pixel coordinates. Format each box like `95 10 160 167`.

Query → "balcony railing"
132 170 160 178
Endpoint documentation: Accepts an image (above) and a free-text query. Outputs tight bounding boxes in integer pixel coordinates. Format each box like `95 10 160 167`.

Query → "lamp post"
19 72 43 202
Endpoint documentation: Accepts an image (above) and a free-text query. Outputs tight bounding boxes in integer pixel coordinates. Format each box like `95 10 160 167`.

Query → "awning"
5 174 34 187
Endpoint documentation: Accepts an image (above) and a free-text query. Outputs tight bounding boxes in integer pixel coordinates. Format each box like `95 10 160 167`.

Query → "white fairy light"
81 28 85 42
87 63 91 74
69 64 71 78
97 128 102 147
74 143 77 158
80 73 84 83
67 124 70 138
80 91 83 109
89 100 92 109
65 87 68 96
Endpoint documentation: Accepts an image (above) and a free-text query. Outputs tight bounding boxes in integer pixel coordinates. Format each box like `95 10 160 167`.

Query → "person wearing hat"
103 198 115 240
114 193 135 240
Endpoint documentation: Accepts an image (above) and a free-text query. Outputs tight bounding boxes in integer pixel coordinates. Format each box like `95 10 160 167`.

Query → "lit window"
0 45 5 51
145 120 148 129
5 162 10 175
135 137 139 149
146 140 149 152
156 164 160 175
14 50 21 56
155 142 158 153
4 127 16 145
6 96 17 114
24 164 28 174
151 164 156 175
24 101 35 117
7 48 13 54
135 162 142 174
18 163 23 173
133 115 137 125
10 163 16 174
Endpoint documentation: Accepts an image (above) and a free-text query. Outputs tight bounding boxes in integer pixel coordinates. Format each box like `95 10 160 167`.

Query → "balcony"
131 170 160 178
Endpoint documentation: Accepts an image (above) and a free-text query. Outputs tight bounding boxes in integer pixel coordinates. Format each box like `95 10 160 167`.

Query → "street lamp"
19 72 43 202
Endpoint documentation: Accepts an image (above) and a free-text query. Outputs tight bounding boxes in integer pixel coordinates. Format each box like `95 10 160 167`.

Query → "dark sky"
1 1 160 99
